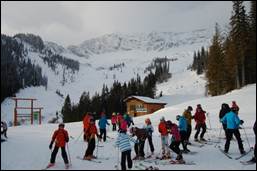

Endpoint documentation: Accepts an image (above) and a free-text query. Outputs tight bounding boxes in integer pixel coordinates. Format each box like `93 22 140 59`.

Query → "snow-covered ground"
1 84 256 170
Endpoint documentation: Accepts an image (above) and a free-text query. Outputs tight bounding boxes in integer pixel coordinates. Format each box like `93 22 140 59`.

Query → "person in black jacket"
219 103 231 138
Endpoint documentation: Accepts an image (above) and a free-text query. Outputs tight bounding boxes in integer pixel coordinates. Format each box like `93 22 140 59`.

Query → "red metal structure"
12 97 43 126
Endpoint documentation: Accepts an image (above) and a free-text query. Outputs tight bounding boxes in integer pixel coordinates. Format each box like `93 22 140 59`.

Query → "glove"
49 141 53 150
240 120 244 125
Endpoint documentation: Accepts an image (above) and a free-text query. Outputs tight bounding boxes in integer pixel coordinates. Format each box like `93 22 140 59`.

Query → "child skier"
143 118 155 156
183 106 193 144
194 104 207 141
111 112 117 131
115 122 137 170
166 120 183 161
98 112 110 142
48 123 69 169
84 118 101 160
158 117 171 159
176 115 190 153
220 108 245 154
130 127 148 160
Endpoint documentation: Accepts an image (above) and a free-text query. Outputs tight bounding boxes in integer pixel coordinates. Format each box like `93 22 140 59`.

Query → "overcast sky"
1 1 250 47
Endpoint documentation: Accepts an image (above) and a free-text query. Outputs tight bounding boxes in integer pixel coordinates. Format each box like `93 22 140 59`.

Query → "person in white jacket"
115 123 138 170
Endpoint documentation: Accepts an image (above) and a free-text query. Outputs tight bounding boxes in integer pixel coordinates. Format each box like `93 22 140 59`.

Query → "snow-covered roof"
124 95 167 104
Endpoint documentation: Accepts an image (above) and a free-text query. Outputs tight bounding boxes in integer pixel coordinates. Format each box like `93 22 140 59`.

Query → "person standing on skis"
98 112 110 142
183 106 193 144
166 120 183 161
111 112 117 131
84 118 101 160
158 116 171 159
194 104 207 142
48 123 69 169
115 121 137 170
176 115 190 153
220 107 245 154
143 118 155 156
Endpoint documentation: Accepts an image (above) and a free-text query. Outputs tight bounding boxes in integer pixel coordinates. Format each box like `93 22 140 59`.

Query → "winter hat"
187 106 193 111
112 112 116 116
59 123 65 128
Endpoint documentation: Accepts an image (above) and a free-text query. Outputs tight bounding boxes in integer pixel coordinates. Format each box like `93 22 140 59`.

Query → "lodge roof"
124 96 167 105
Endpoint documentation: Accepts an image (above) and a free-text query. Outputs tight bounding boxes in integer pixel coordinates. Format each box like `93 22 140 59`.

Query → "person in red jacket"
83 112 93 141
84 118 101 160
48 123 69 169
193 104 207 141
158 116 170 159
117 113 123 130
111 112 117 131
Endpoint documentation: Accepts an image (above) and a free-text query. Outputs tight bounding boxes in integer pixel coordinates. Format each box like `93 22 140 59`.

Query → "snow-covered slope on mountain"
1 29 212 124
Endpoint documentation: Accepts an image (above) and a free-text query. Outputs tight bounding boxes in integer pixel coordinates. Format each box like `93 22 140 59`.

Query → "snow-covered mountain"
1 29 212 124
67 29 211 57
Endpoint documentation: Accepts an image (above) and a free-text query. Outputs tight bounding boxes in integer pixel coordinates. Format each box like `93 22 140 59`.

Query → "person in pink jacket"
111 112 117 131
166 120 183 161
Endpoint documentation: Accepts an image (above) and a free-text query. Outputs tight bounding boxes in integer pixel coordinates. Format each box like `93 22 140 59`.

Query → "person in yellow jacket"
183 106 193 144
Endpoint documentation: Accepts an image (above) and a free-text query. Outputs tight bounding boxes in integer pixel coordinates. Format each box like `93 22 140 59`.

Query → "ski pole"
74 130 84 144
242 125 252 149
207 113 212 130
67 143 72 166
96 138 99 158
215 125 223 148
117 147 120 170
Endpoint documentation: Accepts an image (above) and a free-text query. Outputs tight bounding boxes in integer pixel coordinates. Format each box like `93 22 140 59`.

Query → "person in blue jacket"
220 108 245 154
176 115 190 153
98 112 110 142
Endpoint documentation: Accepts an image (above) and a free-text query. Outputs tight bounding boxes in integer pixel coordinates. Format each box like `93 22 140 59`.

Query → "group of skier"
46 100 256 170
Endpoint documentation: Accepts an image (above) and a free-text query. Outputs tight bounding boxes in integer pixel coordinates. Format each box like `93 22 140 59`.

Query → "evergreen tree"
62 95 72 123
206 23 226 96
230 1 250 87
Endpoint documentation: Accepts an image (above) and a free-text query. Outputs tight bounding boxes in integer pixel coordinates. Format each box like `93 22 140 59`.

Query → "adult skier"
143 118 155 156
220 108 245 154
176 115 190 153
194 104 207 141
166 120 183 161
98 112 110 142
183 106 193 144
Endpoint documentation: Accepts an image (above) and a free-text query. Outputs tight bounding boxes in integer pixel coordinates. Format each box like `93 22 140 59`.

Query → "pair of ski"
218 146 253 160
143 158 196 165
42 164 70 170
76 156 109 163
134 163 159 170
240 160 256 165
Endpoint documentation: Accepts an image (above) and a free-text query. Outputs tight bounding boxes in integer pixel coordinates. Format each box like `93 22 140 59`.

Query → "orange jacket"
83 114 91 130
52 128 69 147
158 122 168 136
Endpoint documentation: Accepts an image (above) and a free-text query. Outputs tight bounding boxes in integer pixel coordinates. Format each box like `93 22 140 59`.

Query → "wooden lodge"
124 96 166 117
